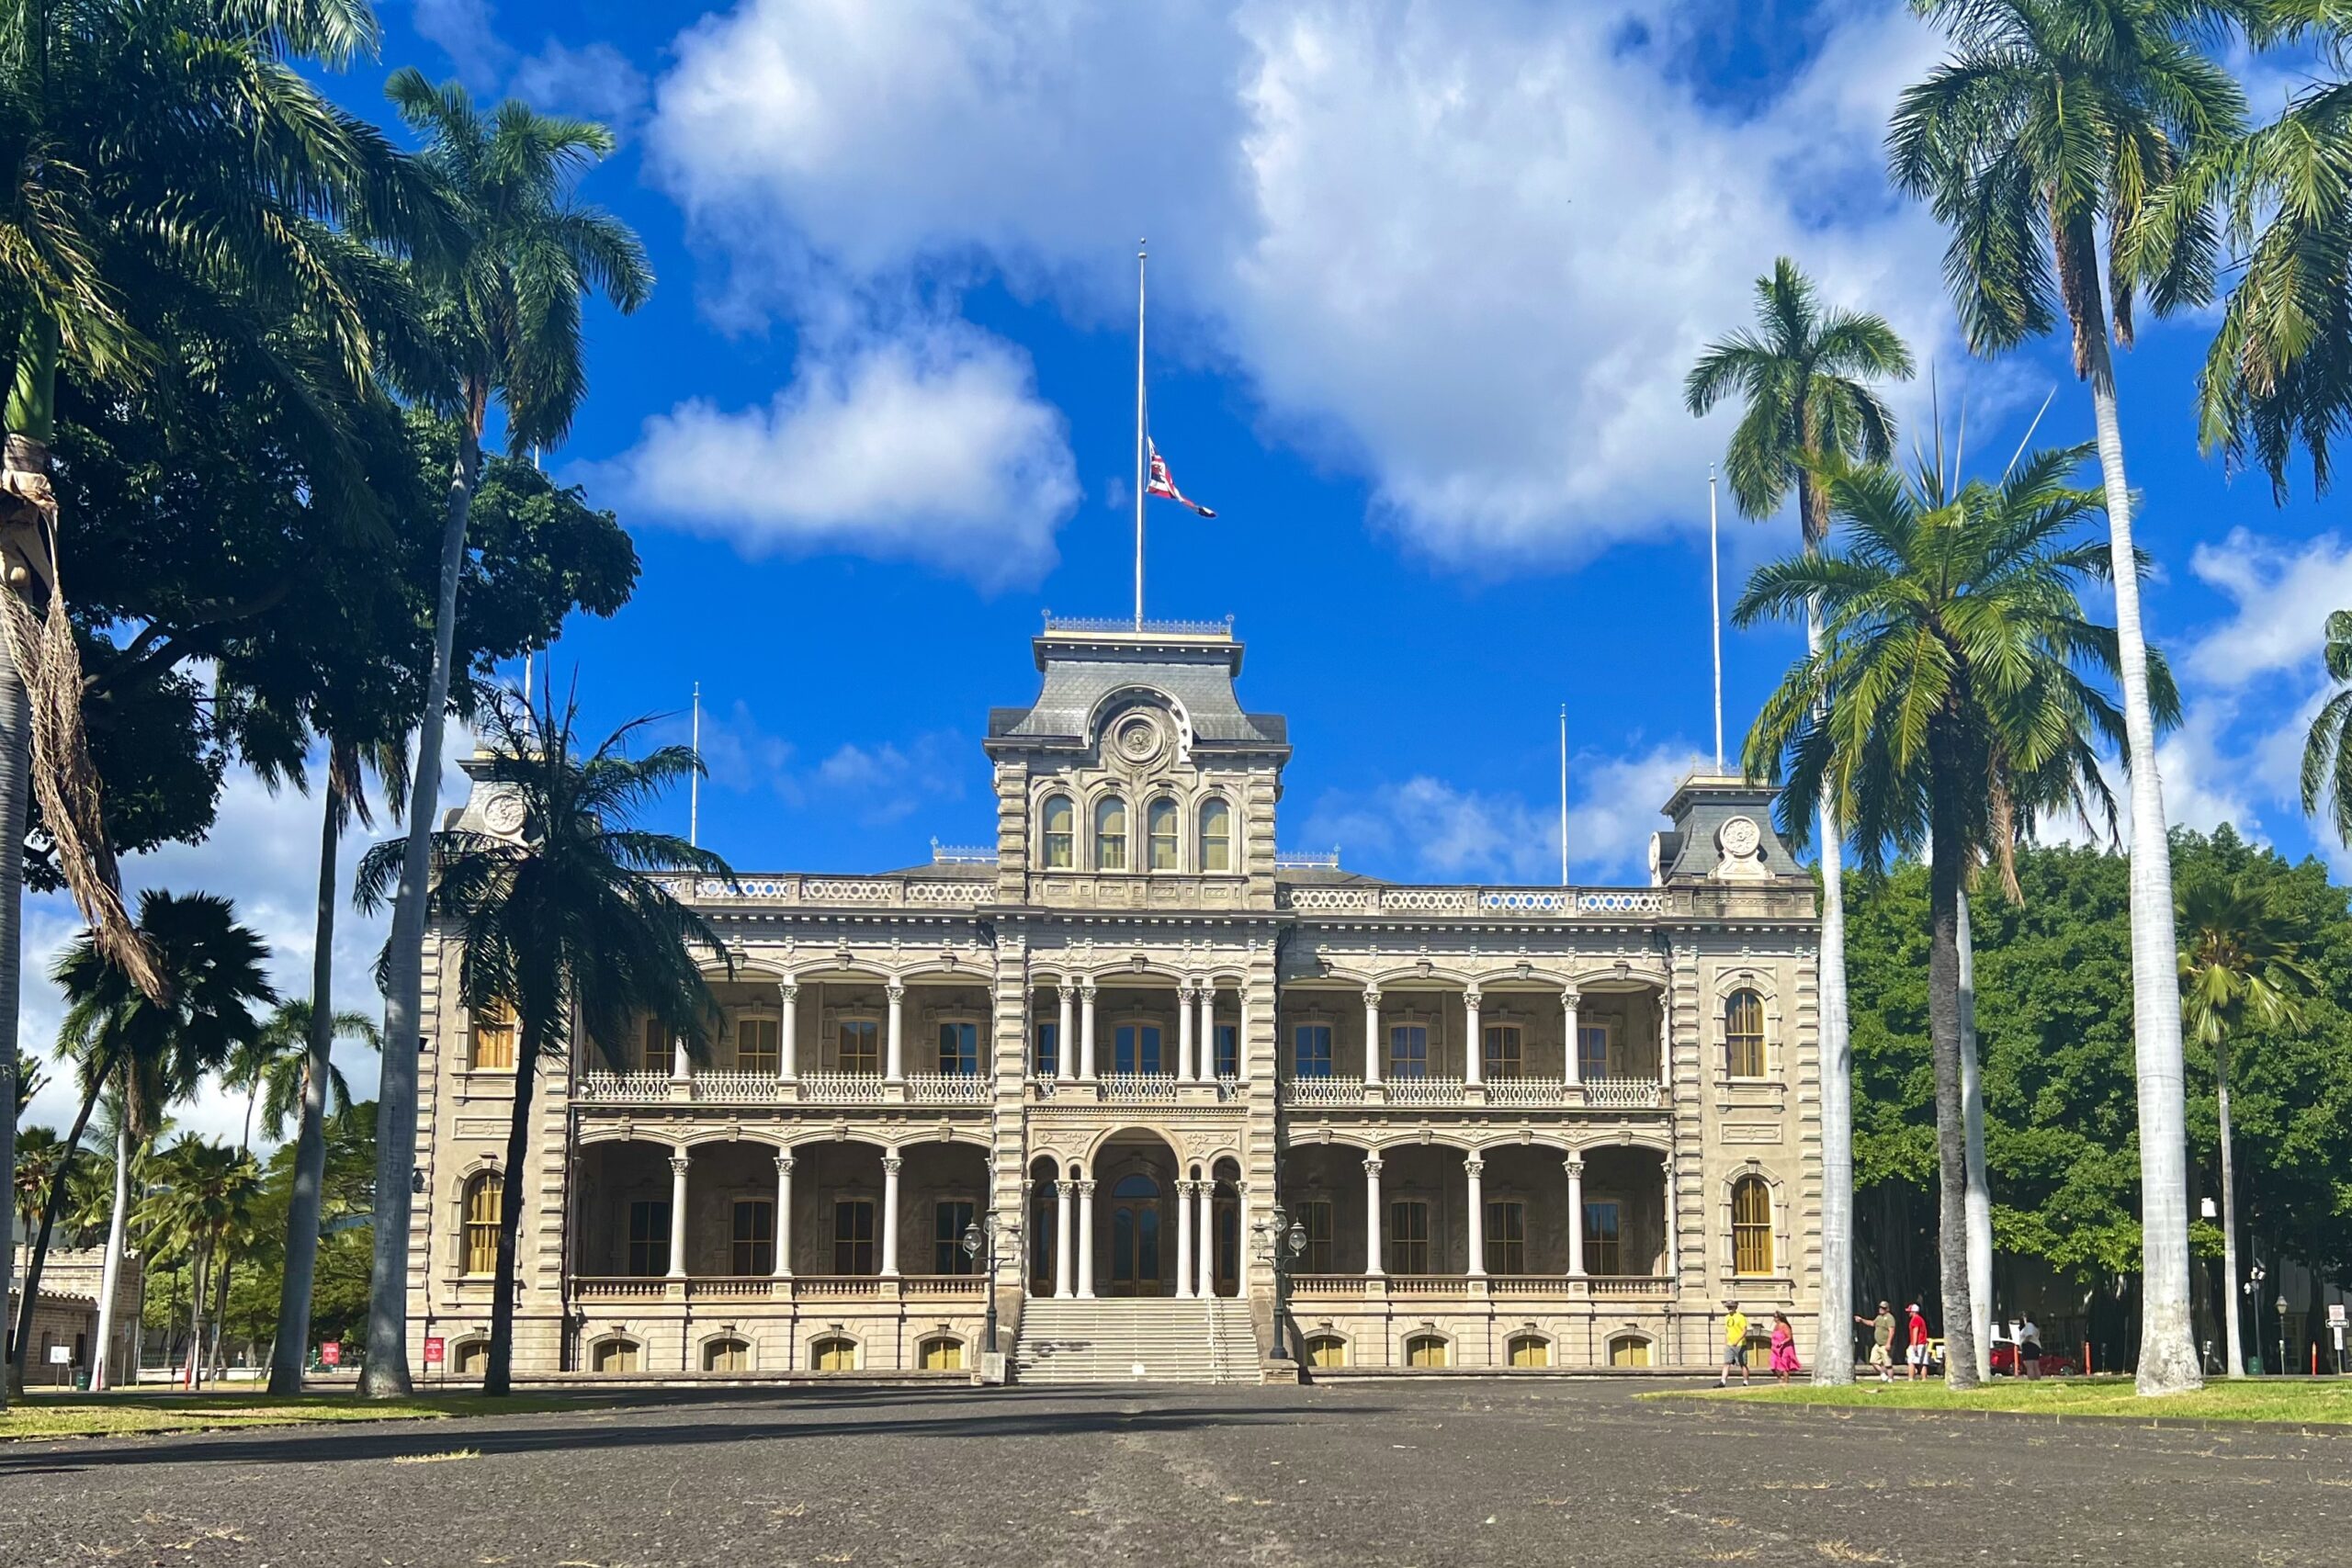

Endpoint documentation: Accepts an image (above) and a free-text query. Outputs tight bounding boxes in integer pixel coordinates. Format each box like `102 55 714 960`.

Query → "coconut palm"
137 1135 261 1389
7 891 274 1392
2300 611 2352 846
1890 0 2246 1395
1686 257 1915 1383
2176 872 2316 1376
228 1003 371 1152
361 74 651 1398
357 686 725 1394
1737 444 2160 1390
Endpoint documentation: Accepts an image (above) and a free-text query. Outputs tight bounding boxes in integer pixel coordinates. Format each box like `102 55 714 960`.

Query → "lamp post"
2245 1260 2267 1374
2278 1294 2292 1380
961 1215 1019 1359
1252 1203 1308 1362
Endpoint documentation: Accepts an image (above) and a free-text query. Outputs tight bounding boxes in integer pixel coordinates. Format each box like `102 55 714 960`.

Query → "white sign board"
2331 1303 2346 1326
45 1345 70 1365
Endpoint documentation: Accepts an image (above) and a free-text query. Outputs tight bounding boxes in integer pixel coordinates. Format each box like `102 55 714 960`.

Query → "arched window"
919 1336 965 1371
453 1339 490 1377
1608 1335 1652 1368
1732 1175 1774 1276
1094 795 1128 871
1404 1333 1450 1369
703 1337 751 1372
1199 798 1232 873
810 1336 858 1371
462 1173 503 1276
1147 797 1180 870
1724 989 1766 1078
1305 1334 1348 1368
591 1337 640 1373
1041 795 1074 868
1507 1334 1550 1368
470 1000 515 1071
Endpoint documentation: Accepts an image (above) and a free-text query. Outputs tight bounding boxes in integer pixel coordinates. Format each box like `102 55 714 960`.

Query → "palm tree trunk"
1958 887 1994 1382
2217 1032 2244 1377
484 1047 539 1397
1811 598 1856 1385
362 412 481 1398
90 1116 130 1390
2079 325 2200 1395
271 777 344 1394
8 1043 111 1393
1926 758 1980 1389
0 460 33 1416
186 1247 208 1391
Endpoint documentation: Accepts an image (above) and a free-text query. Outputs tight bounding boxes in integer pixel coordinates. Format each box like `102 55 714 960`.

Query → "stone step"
1013 1298 1259 1385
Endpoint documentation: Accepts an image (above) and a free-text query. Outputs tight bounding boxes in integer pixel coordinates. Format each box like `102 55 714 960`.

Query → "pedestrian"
1719 1298 1750 1388
1905 1302 1931 1381
2018 1312 2041 1381
1769 1312 1800 1383
1855 1301 1897 1382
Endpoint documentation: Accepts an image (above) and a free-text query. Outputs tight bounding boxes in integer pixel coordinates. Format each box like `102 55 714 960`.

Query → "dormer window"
1199 799 1232 872
1041 794 1074 868
1147 798 1180 870
1095 795 1128 871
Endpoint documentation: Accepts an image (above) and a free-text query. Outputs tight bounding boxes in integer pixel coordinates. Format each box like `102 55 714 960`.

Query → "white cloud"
664 702 975 843
2184 528 2352 688
412 0 511 89
510 40 650 134
644 0 1959 568
592 324 1080 589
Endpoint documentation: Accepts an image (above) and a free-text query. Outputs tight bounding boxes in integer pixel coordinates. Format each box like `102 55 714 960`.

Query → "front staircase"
1012 1297 1259 1384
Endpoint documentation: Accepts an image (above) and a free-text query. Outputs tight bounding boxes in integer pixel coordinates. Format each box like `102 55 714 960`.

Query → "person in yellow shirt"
1718 1298 1751 1386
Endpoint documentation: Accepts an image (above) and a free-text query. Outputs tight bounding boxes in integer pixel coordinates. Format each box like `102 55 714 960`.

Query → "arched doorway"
1090 1132 1180 1297
1108 1172 1163 1294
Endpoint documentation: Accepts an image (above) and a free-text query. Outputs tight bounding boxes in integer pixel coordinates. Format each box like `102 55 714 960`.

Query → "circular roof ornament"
483 788 526 837
1719 815 1761 859
1114 713 1164 762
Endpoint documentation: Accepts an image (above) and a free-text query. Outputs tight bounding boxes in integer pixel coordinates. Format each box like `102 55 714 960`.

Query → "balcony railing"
1281 1076 1365 1107
1286 1273 1675 1300
1096 1071 1179 1103
904 1072 989 1104
1584 1077 1663 1110
1274 884 1668 917
650 874 998 908
1483 1076 1567 1107
577 1070 672 1105
574 1274 988 1303
797 1071 887 1104
1385 1076 1465 1107
691 1071 792 1104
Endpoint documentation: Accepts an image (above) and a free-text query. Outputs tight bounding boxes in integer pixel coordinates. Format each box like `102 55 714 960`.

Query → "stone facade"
404 620 1820 1380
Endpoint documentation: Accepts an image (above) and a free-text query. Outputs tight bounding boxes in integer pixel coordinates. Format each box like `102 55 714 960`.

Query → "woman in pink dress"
1769 1313 1801 1383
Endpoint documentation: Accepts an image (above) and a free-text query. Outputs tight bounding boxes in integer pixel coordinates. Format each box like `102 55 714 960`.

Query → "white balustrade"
1583 1077 1664 1110
903 1072 989 1104
689 1070 792 1104
1483 1077 1568 1108
1280 1076 1368 1107
1384 1076 1466 1106
797 1071 888 1104
1095 1071 1179 1103
577 1070 670 1104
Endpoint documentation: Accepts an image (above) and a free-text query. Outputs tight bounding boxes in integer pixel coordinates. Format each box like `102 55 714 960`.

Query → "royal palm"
1686 256 1913 1384
362 75 650 1396
356 689 725 1395
1891 0 2245 1395
1738 445 2157 1390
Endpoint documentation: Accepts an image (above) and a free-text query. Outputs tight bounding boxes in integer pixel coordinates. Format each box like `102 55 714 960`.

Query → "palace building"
403 618 1822 1382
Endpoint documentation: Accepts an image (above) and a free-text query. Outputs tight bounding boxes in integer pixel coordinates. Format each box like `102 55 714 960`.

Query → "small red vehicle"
1990 1337 2079 1377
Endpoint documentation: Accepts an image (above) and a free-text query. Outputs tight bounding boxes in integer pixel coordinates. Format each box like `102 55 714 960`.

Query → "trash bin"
73 1370 89 1391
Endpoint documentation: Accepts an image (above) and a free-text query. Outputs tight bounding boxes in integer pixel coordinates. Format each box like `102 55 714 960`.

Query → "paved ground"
0 1378 2337 1567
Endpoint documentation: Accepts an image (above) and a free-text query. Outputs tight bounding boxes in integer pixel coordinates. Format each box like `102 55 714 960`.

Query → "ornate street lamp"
961 1215 1020 1359
1252 1203 1309 1361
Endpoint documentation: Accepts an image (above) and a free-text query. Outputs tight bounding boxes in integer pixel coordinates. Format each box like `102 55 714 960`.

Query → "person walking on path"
1905 1303 1932 1381
1856 1301 1897 1382
1770 1313 1801 1383
2018 1314 2042 1381
1719 1299 1751 1388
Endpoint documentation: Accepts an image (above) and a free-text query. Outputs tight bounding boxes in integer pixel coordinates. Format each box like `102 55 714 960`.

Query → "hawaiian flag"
1146 439 1216 517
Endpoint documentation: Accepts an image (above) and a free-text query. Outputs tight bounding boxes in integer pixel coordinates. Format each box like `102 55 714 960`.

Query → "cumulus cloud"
2184 528 2352 688
592 324 1080 588
665 702 974 840
510 40 651 133
643 0 1959 567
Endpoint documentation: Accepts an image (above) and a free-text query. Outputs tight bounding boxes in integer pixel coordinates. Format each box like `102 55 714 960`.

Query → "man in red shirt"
1905 1303 1932 1381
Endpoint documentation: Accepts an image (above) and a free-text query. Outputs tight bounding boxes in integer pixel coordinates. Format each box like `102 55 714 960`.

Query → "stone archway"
1090 1132 1181 1298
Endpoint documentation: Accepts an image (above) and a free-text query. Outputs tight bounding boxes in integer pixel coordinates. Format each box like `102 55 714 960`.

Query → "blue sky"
24 0 2352 1135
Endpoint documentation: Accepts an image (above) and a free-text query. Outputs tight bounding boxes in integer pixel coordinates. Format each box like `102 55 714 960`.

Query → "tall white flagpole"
1708 465 1724 773
1558 704 1569 886
689 681 701 849
1134 239 1148 631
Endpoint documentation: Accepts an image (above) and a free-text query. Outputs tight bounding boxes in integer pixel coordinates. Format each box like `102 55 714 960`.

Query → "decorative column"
1197 1179 1216 1297
1663 1160 1679 1281
1464 1158 1487 1278
1080 984 1099 1081
667 1154 691 1279
1363 987 1384 1088
1057 984 1076 1084
778 983 798 1080
1236 1179 1255 1294
1177 985 1197 1083
1464 988 1484 1088
1235 985 1250 1086
1075 1179 1097 1297
772 1154 795 1277
1199 984 1218 1078
1054 1179 1075 1296
1363 1155 1385 1277
880 1155 903 1278
885 984 906 1084
1563 987 1582 1087
1566 1156 1587 1277
1658 1016 1672 1089
1174 1179 1196 1298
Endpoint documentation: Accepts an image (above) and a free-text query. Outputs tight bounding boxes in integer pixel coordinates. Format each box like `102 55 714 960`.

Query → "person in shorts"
1905 1303 1932 1379
2018 1314 2042 1380
1719 1298 1751 1386
1856 1301 1896 1382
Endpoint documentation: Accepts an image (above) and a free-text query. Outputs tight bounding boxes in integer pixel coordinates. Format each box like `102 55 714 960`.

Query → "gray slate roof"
989 635 1288 749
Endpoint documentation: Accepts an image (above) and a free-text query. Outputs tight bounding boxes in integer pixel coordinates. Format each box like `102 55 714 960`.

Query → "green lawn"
1657 1377 2352 1425
0 1390 592 1441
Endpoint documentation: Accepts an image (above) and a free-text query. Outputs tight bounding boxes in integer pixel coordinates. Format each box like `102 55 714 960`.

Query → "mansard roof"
984 620 1289 752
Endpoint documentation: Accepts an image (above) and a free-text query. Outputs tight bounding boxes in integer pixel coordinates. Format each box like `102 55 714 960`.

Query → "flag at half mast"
1145 437 1216 517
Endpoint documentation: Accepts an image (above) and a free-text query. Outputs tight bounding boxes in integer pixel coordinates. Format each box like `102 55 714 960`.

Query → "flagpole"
689 681 701 849
1558 704 1569 887
1708 465 1724 773
1134 239 1148 631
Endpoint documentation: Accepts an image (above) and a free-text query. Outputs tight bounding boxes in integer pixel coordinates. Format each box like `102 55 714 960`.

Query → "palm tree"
1890 0 2246 1395
7 891 274 1392
137 1135 261 1389
1686 257 1915 1383
229 1003 370 1152
1737 444 2158 1390
357 687 725 1394
2300 612 2352 845
360 74 651 1398
2177 872 2315 1376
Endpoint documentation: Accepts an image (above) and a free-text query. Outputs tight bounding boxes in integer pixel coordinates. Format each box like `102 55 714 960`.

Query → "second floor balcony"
1276 1074 1663 1110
